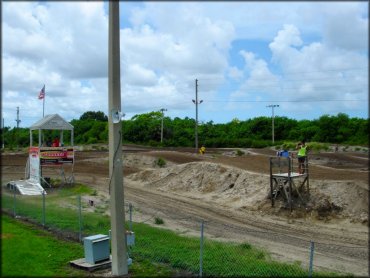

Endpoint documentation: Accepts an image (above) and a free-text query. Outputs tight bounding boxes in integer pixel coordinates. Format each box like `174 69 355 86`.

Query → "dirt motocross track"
1 145 369 276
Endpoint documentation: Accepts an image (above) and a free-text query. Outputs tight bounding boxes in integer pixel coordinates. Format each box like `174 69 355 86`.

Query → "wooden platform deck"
69 256 112 272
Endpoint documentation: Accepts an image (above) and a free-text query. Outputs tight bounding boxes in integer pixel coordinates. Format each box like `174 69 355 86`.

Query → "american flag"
38 85 45 99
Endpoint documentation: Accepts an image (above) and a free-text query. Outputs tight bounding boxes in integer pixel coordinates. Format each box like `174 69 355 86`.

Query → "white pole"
108 1 127 275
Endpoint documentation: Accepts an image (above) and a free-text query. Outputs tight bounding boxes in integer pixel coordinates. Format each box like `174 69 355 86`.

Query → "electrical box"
84 234 110 264
108 230 135 246
126 231 135 246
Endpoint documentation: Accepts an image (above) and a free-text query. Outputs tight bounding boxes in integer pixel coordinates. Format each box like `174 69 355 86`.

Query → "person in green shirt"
296 140 308 174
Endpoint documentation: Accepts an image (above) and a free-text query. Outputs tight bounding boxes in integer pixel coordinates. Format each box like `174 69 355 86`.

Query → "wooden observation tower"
269 151 309 211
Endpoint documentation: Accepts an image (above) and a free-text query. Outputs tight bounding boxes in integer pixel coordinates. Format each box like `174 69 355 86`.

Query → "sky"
2 1 368 128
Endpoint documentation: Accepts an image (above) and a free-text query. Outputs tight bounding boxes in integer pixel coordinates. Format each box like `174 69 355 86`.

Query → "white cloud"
125 64 157 86
234 50 280 98
322 4 368 51
269 24 303 67
228 66 243 80
267 24 367 115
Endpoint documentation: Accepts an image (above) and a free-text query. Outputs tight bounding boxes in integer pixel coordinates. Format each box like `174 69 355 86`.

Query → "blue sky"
2 1 368 128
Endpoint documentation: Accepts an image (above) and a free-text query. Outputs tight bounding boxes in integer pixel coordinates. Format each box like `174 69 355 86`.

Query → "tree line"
1 111 368 149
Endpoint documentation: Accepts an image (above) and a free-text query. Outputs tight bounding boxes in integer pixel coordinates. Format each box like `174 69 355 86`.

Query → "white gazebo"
29 114 74 147
7 114 75 195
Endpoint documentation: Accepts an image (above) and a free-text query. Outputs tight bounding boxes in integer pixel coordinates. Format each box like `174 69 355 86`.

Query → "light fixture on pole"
192 79 203 152
160 108 167 143
266 104 279 144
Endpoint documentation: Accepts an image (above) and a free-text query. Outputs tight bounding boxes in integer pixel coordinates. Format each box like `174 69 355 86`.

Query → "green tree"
79 111 108 121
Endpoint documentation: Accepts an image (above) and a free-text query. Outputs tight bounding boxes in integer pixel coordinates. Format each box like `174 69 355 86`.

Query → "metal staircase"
7 179 46 195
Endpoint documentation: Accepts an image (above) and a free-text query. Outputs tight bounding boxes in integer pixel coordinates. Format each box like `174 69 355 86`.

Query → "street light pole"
192 79 203 152
267 104 279 144
160 108 167 143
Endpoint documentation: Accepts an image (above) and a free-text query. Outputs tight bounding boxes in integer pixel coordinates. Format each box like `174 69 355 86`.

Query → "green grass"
1 214 182 277
1 185 340 277
1 214 86 277
58 183 95 196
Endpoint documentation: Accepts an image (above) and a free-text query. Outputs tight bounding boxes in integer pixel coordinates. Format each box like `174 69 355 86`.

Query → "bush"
251 139 270 148
156 157 166 168
308 142 329 153
87 137 98 144
154 217 164 225
281 142 296 150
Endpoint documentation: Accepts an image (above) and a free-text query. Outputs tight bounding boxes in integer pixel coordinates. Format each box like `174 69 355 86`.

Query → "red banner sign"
39 147 74 165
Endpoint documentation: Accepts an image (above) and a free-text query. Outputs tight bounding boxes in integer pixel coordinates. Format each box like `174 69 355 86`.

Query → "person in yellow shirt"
296 140 308 174
199 145 206 155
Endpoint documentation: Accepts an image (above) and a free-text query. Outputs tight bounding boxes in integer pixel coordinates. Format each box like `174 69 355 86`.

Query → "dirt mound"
310 180 368 222
128 161 369 223
129 162 269 209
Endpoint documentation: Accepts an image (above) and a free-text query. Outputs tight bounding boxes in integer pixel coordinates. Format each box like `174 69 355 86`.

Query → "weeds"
155 217 164 225
155 157 166 168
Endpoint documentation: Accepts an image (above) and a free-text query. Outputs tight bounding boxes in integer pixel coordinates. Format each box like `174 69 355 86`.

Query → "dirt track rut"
125 184 368 274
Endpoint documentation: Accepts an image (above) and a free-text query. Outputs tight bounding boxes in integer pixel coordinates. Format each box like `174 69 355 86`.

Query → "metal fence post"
42 190 46 227
308 241 315 277
200 220 204 277
129 203 133 231
78 195 82 242
13 186 16 217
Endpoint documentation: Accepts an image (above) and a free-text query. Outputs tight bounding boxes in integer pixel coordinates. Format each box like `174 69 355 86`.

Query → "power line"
199 67 368 81
198 83 368 92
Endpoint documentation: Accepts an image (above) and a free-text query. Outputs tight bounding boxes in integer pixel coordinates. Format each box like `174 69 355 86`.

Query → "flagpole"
43 96 45 118
43 85 45 118
38 84 45 118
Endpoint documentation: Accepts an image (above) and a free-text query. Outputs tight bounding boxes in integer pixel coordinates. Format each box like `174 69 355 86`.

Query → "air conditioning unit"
83 234 110 264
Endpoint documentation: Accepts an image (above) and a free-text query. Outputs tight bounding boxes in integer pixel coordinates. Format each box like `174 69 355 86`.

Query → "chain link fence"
2 186 366 277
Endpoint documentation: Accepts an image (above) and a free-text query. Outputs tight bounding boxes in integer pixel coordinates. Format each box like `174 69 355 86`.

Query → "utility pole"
266 104 279 144
192 79 203 152
160 108 167 143
15 107 21 150
108 1 127 276
2 118 5 149
15 107 21 128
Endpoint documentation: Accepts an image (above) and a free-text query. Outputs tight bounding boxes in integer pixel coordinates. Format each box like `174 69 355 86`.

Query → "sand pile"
80 153 175 169
127 160 368 222
129 161 273 209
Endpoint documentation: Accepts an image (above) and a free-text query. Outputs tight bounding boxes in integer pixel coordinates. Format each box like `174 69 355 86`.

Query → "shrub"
281 142 296 150
156 157 166 168
87 137 98 144
90 190 98 196
154 217 164 225
308 142 330 153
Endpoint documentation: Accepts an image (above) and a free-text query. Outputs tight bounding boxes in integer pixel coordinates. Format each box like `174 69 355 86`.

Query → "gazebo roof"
30 114 73 131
